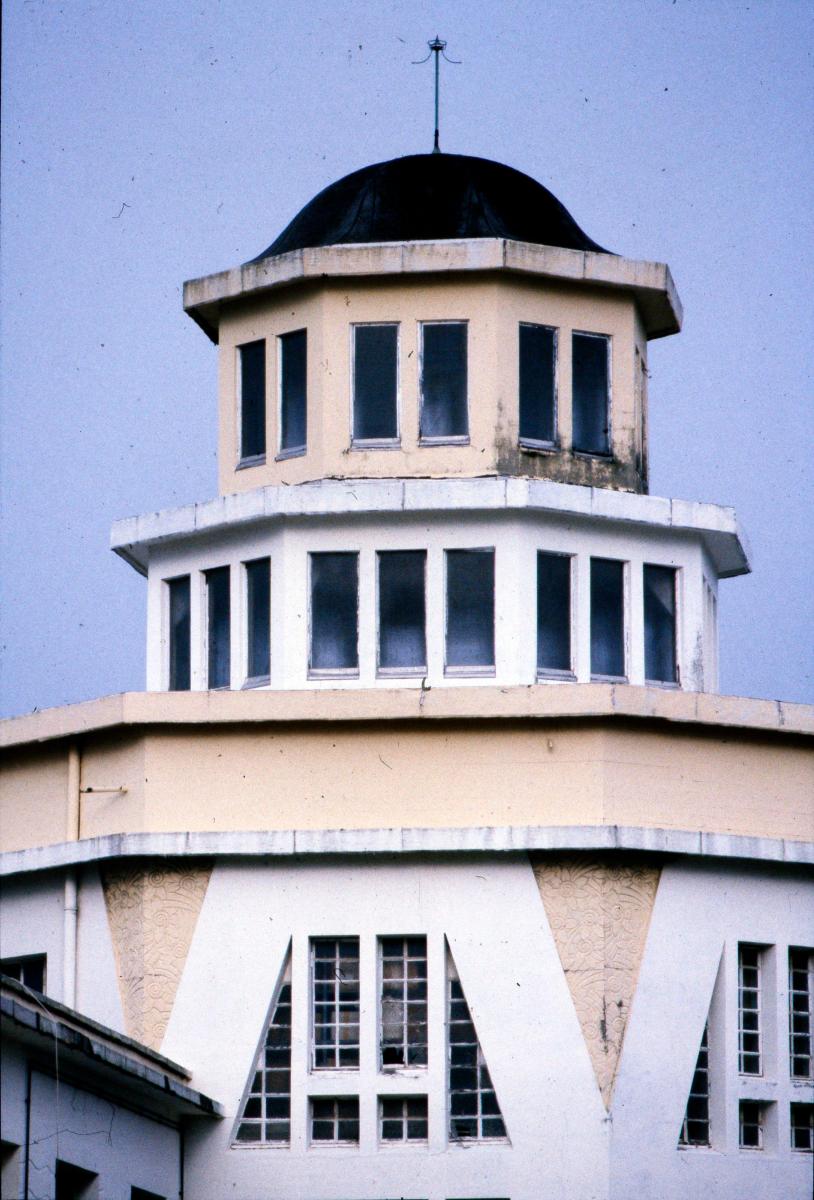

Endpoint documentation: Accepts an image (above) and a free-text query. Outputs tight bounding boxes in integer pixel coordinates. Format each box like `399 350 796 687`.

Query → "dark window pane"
519 324 556 444
1 955 46 992
644 564 677 683
310 553 358 671
168 576 191 691
280 329 307 452
537 553 571 672
378 551 426 670
590 558 625 678
239 340 266 460
445 549 495 669
246 558 271 679
206 566 231 689
572 333 609 454
420 323 468 439
354 325 398 441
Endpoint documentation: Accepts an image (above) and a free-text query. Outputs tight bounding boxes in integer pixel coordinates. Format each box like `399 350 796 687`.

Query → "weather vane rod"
413 37 460 154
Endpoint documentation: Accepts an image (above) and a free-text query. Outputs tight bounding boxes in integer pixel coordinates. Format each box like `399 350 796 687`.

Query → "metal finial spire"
412 36 460 154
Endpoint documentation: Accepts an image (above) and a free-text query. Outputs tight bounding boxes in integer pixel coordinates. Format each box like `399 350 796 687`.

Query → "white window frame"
738 944 763 1076
309 937 361 1072
350 322 401 449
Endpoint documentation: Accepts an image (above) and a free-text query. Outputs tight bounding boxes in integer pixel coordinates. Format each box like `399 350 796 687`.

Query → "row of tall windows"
234 938 506 1147
167 554 678 689
237 324 612 462
679 944 814 1152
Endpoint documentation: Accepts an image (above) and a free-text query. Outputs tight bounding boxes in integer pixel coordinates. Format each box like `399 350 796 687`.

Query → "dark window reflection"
168 576 191 691
420 323 468 439
206 566 231 689
537 552 571 672
446 549 495 670
280 329 307 453
520 324 556 444
378 551 426 671
644 564 677 683
310 553 358 672
590 557 624 678
354 325 398 441
572 333 609 455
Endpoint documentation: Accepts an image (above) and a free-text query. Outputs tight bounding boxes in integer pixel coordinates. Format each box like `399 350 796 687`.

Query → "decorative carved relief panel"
102 859 212 1050
531 854 660 1108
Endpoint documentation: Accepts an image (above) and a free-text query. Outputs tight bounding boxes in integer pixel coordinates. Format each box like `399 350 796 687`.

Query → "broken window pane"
739 1101 765 1149
537 552 571 673
353 324 398 441
644 564 677 683
791 1103 814 1151
279 329 307 453
445 549 495 671
309 553 358 673
519 323 556 444
245 558 270 681
239 340 266 460
168 576 191 691
379 936 428 1067
590 558 625 678
572 332 610 455
378 551 426 672
420 322 468 439
205 566 230 689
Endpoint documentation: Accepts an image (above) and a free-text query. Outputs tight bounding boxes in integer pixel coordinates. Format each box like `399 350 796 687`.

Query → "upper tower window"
352 324 399 444
419 322 468 441
278 329 307 457
519 323 556 446
572 332 610 455
238 340 266 463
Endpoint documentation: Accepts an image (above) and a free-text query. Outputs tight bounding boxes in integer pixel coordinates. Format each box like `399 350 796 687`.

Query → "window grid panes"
238 339 266 461
590 557 625 679
519 323 556 445
679 1023 710 1146
205 566 231 689
279 329 307 454
738 945 762 1075
377 551 427 674
739 1100 765 1149
311 938 360 1069
380 936 428 1068
572 331 610 455
310 1096 359 1144
1 955 46 992
419 322 468 440
790 1103 814 1151
353 324 399 443
309 553 359 674
644 564 678 684
789 948 813 1078
537 552 572 674
445 549 495 673
447 972 507 1141
167 576 191 691
234 959 291 1144
380 1096 429 1142
245 557 270 682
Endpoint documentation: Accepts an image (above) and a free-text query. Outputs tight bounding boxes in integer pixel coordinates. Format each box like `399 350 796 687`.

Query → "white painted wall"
145 505 713 695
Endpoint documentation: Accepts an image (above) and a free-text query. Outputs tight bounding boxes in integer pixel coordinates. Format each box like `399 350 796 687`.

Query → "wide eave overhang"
183 238 683 343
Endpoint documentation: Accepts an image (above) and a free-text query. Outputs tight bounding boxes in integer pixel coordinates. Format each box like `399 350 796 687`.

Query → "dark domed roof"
251 153 609 261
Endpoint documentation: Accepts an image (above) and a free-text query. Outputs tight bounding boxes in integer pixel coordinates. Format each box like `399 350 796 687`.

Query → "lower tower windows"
590 557 625 680
309 552 359 676
167 576 191 691
444 548 495 675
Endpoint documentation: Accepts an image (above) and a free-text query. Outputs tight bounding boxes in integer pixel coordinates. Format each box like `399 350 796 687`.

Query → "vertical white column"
190 569 205 690
231 555 243 691
574 551 592 682
425 542 444 686
358 546 376 686
628 556 645 685
145 567 163 691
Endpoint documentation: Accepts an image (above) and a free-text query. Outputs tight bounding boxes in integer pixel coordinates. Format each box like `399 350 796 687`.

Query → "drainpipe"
63 743 80 1008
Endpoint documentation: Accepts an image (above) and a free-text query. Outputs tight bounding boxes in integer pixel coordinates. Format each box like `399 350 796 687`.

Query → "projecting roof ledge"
183 238 682 343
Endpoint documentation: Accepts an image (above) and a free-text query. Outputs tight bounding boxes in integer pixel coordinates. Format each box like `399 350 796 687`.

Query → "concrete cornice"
182 238 682 343
2 683 811 750
110 475 750 579
1 825 811 879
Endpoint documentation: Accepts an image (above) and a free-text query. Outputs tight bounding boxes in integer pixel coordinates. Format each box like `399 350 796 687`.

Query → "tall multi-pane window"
310 1097 359 1144
205 566 231 689
311 938 360 1069
678 1024 710 1147
789 947 814 1078
279 329 307 455
419 322 468 440
537 552 572 674
379 936 428 1068
644 564 678 684
309 552 359 675
790 1103 814 1152
447 957 507 1141
572 332 610 455
519 323 556 445
234 956 291 1143
238 340 266 462
738 945 762 1075
445 549 495 674
167 576 191 691
245 557 271 684
377 551 426 674
352 324 398 443
590 558 625 679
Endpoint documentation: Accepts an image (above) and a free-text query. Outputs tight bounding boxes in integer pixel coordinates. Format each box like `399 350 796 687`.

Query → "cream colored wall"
2 720 811 852
216 274 646 497
0 744 67 853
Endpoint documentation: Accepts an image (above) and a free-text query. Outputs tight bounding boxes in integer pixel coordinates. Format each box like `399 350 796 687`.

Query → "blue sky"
2 0 812 715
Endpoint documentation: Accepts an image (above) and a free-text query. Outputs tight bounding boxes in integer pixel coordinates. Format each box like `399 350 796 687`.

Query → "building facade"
2 151 812 1200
